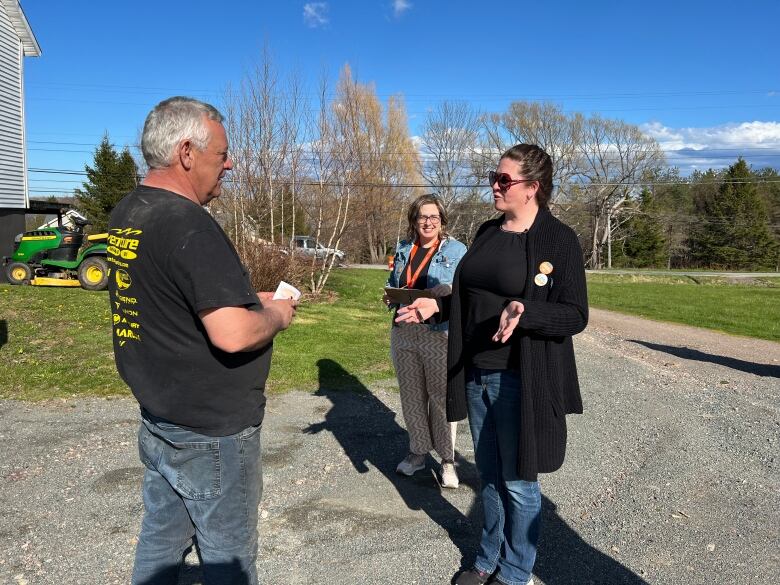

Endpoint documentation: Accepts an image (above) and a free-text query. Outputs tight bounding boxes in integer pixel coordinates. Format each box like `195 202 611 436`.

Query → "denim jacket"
386 236 467 332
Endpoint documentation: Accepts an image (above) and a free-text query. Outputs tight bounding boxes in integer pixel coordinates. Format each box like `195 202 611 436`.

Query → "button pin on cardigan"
539 261 553 275
534 273 548 286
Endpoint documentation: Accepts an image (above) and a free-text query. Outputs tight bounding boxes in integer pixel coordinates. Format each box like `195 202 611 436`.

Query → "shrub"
238 243 307 293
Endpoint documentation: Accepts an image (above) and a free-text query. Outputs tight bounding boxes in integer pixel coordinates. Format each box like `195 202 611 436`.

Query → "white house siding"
0 0 26 209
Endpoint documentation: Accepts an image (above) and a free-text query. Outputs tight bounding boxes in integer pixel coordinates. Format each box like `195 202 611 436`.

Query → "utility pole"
607 210 612 269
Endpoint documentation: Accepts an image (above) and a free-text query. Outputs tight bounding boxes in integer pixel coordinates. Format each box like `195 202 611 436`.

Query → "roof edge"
1 0 41 56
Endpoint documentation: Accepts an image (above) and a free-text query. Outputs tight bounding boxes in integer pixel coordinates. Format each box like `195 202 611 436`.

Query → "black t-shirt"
107 186 271 436
459 224 528 369
399 243 434 289
393 243 435 326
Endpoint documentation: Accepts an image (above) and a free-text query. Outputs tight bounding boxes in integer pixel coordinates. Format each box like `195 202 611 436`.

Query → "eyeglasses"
416 215 441 225
488 171 535 191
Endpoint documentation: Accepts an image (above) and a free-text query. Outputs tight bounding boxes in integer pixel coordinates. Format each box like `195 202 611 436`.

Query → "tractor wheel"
5 262 32 285
78 256 109 291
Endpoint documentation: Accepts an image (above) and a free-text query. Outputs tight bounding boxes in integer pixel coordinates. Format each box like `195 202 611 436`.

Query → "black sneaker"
454 568 491 585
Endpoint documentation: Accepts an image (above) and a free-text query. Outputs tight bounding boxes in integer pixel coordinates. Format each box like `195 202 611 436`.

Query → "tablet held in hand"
383 286 434 306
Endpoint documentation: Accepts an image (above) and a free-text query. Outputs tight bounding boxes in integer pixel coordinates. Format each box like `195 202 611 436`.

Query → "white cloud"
393 0 412 17
642 121 780 150
303 2 329 28
641 121 780 172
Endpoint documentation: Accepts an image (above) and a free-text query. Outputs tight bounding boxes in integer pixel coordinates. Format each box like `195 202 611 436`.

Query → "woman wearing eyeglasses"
385 194 467 488
399 145 588 585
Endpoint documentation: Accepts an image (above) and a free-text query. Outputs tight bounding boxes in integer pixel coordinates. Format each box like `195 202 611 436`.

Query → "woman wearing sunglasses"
385 194 467 488
398 145 588 585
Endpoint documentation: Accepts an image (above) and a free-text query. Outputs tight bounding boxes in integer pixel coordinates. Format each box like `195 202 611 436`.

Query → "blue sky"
19 0 780 197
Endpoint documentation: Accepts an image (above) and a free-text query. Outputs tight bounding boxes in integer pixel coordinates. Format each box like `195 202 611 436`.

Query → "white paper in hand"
273 281 302 301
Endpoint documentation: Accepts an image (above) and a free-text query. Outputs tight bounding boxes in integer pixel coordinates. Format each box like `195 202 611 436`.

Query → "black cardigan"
446 209 588 481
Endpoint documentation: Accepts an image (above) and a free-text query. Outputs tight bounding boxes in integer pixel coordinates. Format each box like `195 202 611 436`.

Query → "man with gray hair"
107 96 296 584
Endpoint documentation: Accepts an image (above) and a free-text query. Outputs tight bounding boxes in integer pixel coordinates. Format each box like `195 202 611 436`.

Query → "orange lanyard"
405 240 438 289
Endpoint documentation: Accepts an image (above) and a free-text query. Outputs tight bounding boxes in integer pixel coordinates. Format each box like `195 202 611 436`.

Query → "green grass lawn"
2 269 777 401
587 273 780 341
0 285 120 400
0 269 394 400
268 269 394 393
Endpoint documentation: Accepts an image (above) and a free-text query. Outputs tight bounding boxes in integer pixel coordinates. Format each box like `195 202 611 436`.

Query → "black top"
459 224 528 369
107 186 272 436
392 242 436 326
398 243 434 289
446 210 589 481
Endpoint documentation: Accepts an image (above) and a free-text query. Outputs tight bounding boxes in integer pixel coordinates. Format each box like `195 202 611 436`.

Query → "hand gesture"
395 297 438 324
492 301 524 343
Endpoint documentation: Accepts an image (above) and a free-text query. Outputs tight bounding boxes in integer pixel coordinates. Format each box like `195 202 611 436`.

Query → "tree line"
72 53 780 292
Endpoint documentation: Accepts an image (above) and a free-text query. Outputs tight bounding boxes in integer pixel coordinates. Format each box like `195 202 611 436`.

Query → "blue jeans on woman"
466 367 541 585
132 415 263 585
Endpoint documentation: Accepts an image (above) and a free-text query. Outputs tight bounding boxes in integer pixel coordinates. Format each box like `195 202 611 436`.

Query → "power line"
26 168 780 190
25 148 780 168
27 139 780 154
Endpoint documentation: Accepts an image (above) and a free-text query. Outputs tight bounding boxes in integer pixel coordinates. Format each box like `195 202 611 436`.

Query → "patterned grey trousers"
390 323 457 462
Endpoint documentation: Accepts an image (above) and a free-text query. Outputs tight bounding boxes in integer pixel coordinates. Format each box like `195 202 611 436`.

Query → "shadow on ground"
170 359 647 584
310 359 648 585
307 358 481 571
146 555 250 584
630 339 780 378
535 497 649 584
0 320 7 350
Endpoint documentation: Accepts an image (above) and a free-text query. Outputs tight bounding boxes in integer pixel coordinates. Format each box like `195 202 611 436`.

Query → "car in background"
291 235 346 262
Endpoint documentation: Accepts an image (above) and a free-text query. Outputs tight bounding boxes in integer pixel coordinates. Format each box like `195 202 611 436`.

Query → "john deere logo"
115 269 132 290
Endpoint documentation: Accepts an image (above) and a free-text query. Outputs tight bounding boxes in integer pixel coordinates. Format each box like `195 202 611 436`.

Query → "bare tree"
419 101 479 211
481 101 584 206
219 83 256 254
577 116 665 268
301 72 352 294
281 68 306 247
331 65 419 263
248 46 288 242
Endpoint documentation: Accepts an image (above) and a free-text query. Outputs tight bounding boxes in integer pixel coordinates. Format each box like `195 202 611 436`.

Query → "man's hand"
262 298 297 331
492 301 524 344
395 297 439 324
257 291 275 301
199 298 297 353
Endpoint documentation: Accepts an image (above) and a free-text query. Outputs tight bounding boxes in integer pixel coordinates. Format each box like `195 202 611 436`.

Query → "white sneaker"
440 462 459 488
396 453 426 476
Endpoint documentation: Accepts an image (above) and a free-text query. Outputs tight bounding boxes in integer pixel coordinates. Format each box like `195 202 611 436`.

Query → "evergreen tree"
623 188 667 267
74 134 138 232
689 158 778 270
754 167 780 251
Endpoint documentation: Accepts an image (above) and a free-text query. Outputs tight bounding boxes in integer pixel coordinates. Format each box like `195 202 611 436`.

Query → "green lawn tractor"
3 214 110 291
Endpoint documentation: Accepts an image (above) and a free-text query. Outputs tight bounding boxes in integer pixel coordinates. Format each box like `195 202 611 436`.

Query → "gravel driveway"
1 309 778 584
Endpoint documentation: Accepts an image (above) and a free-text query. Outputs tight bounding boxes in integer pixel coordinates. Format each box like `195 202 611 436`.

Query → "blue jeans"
132 416 263 585
466 367 541 585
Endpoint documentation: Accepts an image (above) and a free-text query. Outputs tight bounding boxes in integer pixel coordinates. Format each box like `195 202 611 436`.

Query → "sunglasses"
488 171 535 190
